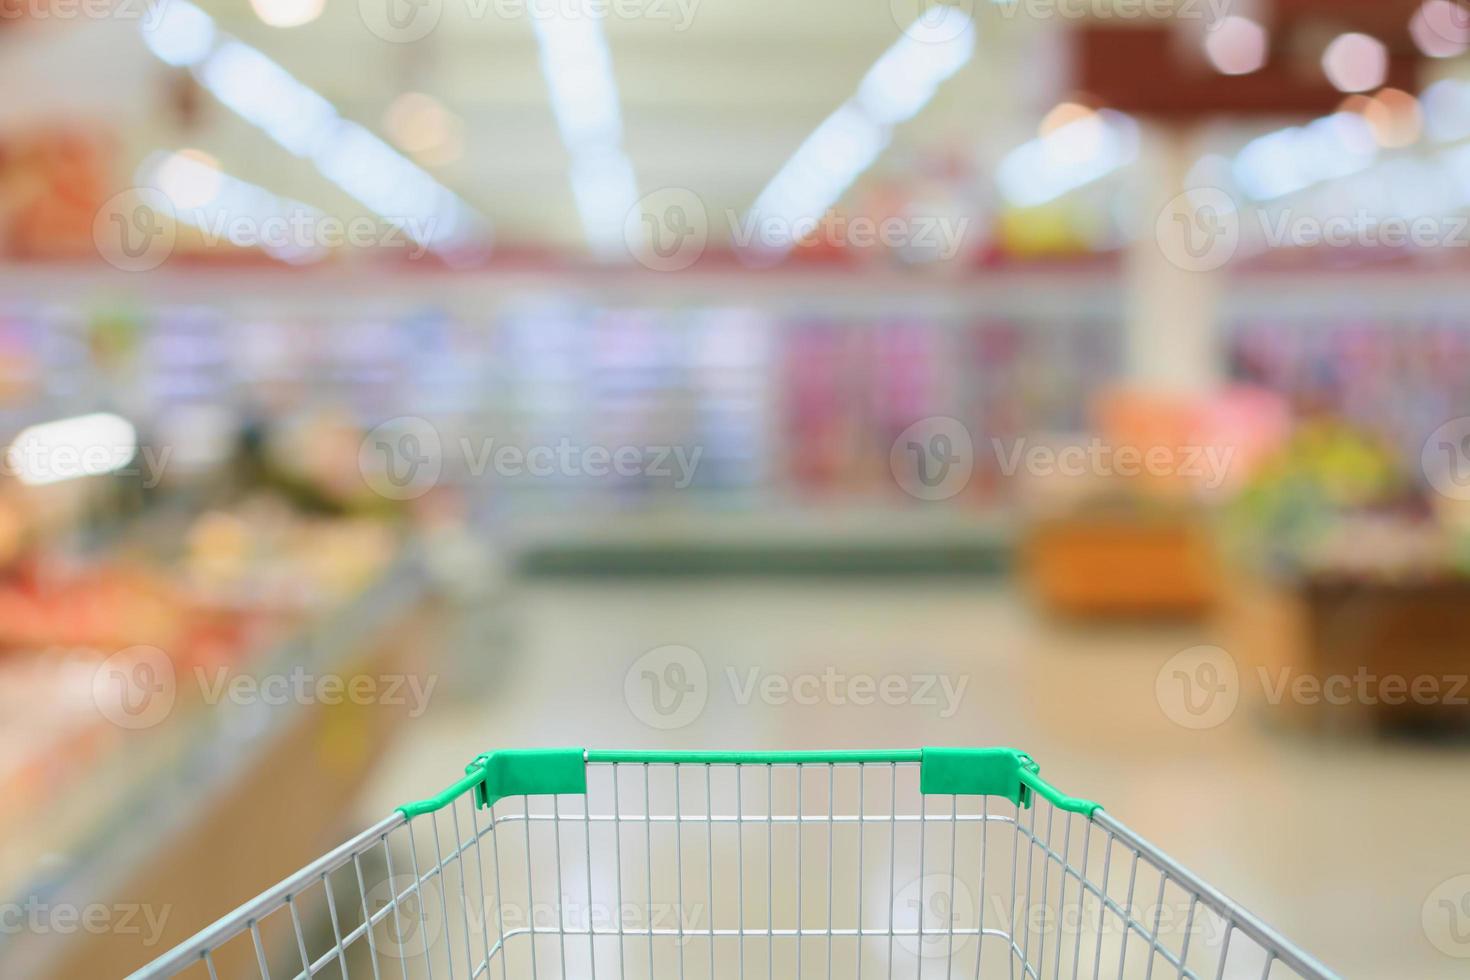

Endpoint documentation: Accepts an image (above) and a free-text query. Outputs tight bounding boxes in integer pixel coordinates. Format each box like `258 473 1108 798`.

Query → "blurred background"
3 0 1470 976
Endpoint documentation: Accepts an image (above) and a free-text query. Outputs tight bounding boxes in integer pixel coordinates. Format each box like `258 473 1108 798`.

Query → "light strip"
1230 112 1378 201
9 414 138 486
1422 78 1470 143
741 9 975 261
141 1 488 256
995 110 1140 208
530 15 639 257
138 150 332 263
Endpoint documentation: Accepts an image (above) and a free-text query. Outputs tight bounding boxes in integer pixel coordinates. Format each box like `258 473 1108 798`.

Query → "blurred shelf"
511 506 1015 576
0 550 434 979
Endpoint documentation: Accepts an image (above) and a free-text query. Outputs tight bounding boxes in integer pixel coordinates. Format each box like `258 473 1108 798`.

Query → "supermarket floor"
357 578 1469 979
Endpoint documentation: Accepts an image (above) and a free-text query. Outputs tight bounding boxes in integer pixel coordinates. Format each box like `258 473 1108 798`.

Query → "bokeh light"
1204 15 1269 76
248 0 325 28
1321 33 1389 93
1410 0 1470 59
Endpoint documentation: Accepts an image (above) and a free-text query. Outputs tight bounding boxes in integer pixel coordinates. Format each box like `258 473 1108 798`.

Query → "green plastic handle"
397 747 1100 819
398 747 587 818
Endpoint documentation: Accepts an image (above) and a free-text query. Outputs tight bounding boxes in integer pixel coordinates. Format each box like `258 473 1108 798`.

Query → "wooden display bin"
1221 572 1470 736
1021 511 1219 619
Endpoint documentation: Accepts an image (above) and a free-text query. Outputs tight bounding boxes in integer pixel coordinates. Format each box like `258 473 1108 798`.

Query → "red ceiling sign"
1076 0 1437 118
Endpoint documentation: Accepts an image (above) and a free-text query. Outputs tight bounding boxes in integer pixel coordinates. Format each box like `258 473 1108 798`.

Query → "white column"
1123 124 1225 392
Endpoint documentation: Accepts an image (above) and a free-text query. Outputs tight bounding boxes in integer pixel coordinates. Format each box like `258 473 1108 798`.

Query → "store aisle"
360 579 1467 979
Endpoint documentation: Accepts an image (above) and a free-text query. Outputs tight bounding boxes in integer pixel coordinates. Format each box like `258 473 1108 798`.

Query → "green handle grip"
397 747 1100 819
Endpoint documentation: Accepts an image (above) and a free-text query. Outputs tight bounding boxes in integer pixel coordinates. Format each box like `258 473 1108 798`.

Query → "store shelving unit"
0 553 434 978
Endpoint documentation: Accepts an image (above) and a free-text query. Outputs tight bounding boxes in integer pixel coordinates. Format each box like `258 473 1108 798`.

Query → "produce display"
0 382 413 937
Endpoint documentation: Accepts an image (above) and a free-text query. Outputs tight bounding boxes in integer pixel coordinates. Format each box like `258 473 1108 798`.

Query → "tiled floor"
361 579 1470 979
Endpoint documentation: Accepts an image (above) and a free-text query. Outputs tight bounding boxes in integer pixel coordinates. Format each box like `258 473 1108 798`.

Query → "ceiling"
3 0 1069 253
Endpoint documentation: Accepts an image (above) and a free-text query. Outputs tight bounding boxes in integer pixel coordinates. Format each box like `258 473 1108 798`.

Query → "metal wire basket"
130 748 1339 980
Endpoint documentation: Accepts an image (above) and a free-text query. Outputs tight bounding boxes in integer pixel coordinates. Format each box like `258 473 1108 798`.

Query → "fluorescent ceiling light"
9 414 139 486
139 150 333 263
996 109 1139 208
531 15 639 257
141 0 488 257
741 7 975 262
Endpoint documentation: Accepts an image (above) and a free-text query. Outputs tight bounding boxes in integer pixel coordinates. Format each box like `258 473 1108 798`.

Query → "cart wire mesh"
131 750 1339 980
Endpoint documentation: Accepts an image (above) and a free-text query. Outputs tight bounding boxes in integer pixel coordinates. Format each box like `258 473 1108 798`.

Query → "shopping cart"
130 748 1338 980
